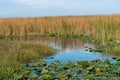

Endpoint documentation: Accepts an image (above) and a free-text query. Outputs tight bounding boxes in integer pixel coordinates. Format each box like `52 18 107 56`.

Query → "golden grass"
0 15 120 55
0 16 120 57
0 15 120 43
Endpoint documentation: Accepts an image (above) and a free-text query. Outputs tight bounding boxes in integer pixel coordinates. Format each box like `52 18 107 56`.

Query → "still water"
34 37 114 63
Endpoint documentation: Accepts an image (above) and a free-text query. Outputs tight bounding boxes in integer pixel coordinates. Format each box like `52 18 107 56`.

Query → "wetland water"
34 37 114 63
13 37 120 80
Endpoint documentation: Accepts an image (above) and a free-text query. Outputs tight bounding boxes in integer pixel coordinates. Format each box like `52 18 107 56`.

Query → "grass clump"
0 41 55 79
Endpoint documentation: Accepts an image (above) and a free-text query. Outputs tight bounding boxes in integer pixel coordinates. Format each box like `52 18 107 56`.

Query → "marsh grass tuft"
0 41 55 79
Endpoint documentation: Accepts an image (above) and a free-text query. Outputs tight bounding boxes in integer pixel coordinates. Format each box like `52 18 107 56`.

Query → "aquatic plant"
13 58 120 80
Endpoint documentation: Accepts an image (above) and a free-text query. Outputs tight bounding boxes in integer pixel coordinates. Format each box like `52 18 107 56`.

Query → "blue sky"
0 0 120 18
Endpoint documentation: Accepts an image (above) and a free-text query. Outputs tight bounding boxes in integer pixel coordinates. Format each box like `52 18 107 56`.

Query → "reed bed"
0 15 120 54
0 15 120 42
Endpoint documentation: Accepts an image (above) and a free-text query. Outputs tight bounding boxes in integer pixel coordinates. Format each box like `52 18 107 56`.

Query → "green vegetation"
0 15 120 79
13 58 120 80
0 41 55 79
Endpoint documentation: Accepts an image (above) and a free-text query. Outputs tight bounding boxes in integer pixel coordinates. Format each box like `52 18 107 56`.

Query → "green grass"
0 41 55 79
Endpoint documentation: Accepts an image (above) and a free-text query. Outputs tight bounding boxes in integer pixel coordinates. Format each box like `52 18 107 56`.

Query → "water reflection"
30 37 114 63
37 37 94 51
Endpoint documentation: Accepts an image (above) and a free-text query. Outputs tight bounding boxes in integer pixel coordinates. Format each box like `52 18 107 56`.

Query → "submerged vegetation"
13 58 120 80
0 41 55 79
0 15 120 53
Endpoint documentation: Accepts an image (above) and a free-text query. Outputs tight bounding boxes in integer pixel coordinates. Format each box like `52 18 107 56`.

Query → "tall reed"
0 15 120 43
0 15 120 49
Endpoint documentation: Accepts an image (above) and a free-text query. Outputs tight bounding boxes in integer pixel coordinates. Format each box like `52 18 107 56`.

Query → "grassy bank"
0 41 55 79
0 15 120 54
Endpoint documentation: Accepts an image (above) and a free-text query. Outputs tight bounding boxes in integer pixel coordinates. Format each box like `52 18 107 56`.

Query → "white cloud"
12 0 62 7
11 0 120 9
12 0 37 6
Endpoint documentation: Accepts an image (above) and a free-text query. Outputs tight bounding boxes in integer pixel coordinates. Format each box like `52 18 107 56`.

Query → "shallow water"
35 37 115 63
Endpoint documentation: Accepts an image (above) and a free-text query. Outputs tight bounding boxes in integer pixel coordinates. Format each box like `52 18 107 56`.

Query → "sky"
0 0 120 18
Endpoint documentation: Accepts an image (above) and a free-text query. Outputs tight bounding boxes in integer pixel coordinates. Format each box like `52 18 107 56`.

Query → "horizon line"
1 13 120 18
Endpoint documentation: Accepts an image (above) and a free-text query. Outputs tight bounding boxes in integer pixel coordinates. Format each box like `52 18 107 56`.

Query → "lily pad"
41 69 49 74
